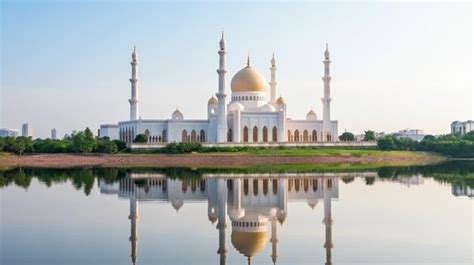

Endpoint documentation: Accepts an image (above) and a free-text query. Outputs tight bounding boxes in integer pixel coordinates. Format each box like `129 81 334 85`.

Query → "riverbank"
0 150 444 168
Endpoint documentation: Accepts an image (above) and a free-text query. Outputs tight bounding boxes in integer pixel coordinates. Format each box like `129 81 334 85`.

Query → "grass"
202 148 427 157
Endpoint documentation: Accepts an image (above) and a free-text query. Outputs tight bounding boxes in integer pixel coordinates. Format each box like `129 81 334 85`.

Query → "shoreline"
0 152 445 169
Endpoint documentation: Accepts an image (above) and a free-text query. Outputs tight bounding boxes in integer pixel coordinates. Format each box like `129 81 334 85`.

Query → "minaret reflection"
98 172 361 265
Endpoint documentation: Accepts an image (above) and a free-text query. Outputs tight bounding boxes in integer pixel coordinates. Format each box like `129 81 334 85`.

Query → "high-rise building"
51 128 57 140
21 123 33 137
0 128 20 137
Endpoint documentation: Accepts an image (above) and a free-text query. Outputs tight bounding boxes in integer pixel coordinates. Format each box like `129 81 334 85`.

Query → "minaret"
270 216 278 265
129 197 139 265
129 46 139 121
216 32 228 142
269 53 277 104
321 43 332 141
216 178 228 265
323 179 333 265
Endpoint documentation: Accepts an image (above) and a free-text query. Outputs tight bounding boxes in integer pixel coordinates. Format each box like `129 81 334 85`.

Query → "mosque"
97 171 378 264
99 33 338 144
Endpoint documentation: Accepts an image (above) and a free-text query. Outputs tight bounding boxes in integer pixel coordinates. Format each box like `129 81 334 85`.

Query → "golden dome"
208 96 218 105
231 64 267 93
276 96 285 104
231 231 268 257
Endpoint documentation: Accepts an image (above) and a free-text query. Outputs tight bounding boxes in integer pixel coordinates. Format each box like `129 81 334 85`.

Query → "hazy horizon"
1 1 472 138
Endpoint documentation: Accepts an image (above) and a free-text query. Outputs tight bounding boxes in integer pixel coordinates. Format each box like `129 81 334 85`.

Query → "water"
1 161 473 265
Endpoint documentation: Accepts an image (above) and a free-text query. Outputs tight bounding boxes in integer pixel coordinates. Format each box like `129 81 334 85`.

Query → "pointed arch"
303 130 309 142
272 179 278 195
191 130 197 143
294 130 300 142
227 128 233 142
288 130 292 142
262 126 268 142
253 179 259 196
243 126 249 142
272 126 278 142
253 126 258 142
244 179 249 195
312 130 317 142
263 179 269 195
182 130 188 142
162 130 167 143
199 130 206 143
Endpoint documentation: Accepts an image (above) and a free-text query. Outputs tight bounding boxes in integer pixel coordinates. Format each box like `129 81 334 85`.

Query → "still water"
1 161 473 265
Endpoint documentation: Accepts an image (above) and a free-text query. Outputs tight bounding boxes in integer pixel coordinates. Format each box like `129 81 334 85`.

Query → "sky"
1 1 472 138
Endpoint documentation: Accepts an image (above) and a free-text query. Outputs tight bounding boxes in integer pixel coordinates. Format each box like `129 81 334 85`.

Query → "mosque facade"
99 33 338 144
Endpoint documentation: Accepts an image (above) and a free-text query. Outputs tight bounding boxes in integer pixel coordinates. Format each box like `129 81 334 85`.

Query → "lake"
1 161 473 265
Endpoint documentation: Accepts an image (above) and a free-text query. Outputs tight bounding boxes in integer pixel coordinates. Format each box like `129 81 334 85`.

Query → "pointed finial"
134 44 136 53
324 42 330 59
219 30 226 50
247 53 250 67
271 52 276 67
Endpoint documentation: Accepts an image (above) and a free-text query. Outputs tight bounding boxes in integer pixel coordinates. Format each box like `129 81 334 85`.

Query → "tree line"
0 128 127 155
377 131 474 158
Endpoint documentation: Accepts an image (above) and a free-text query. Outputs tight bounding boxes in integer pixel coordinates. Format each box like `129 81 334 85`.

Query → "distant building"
452 184 473 198
99 124 119 140
21 123 33 137
392 129 425 141
451 120 474 135
0 128 20 137
51 128 57 140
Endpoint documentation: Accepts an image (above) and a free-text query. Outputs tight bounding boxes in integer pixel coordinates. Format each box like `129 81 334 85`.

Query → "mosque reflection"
99 172 375 265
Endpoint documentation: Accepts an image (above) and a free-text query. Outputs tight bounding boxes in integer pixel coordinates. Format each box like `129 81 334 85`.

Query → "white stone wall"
99 124 119 140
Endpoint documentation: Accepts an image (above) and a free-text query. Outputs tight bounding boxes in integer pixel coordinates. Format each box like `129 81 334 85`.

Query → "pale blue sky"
1 1 472 138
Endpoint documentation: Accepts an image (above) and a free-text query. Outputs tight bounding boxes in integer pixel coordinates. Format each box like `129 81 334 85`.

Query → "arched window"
191 180 196 192
312 130 317 142
253 126 258 142
327 133 332 142
288 179 293 192
304 179 309 192
295 179 300 192
272 126 278 142
199 130 206 142
162 130 167 142
313 179 318 191
288 130 292 142
227 128 233 142
263 179 269 195
262 126 268 142
191 130 197 142
243 126 249 142
294 130 300 142
272 179 278 195
327 179 333 190
182 130 188 142
244 179 249 195
200 180 206 192
253 179 259 195
303 130 309 142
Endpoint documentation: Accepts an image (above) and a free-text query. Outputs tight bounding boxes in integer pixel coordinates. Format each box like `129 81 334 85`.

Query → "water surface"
1 162 473 265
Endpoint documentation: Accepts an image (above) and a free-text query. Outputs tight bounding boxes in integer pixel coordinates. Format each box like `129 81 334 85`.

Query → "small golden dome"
208 96 217 105
276 96 285 104
231 231 268 258
231 64 267 93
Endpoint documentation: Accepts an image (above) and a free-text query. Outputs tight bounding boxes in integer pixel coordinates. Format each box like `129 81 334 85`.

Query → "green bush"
159 142 203 154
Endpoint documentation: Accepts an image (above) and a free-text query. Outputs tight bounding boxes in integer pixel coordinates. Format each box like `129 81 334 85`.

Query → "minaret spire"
321 43 332 141
246 53 250 67
323 178 334 265
269 52 277 104
216 32 228 142
270 216 279 265
129 46 139 121
129 197 139 265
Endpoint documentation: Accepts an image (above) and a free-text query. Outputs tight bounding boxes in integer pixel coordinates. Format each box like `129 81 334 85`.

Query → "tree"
113 139 127 151
462 131 474 141
133 134 148 143
422 135 437 142
94 140 118 154
84 127 94 141
71 132 94 153
377 136 397 150
339 132 355 142
0 137 5 152
363 130 376 141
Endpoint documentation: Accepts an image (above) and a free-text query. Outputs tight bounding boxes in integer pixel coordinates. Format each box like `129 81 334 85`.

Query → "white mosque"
99 33 338 144
98 171 379 265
